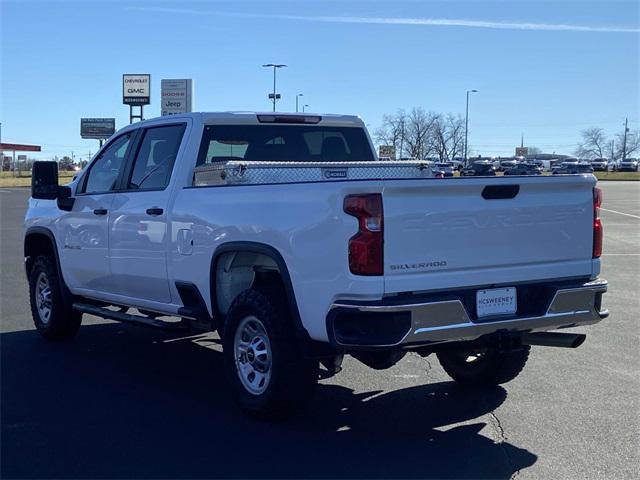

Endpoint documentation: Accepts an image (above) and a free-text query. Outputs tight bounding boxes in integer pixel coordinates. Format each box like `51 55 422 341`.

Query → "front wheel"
223 289 318 419
28 255 82 340
436 345 530 387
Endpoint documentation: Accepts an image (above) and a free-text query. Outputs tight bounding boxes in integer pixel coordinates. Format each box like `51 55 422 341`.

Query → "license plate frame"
476 287 517 318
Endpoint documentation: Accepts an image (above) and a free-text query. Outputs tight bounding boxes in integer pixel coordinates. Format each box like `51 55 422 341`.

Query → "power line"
472 119 639 128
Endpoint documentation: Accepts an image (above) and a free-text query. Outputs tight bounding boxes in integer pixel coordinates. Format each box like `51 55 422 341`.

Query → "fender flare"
24 226 72 302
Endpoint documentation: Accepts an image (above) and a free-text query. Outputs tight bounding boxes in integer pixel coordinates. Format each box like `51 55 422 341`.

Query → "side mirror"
57 186 75 212
31 161 59 200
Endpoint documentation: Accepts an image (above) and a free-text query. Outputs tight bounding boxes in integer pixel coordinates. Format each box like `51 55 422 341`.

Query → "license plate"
476 287 517 318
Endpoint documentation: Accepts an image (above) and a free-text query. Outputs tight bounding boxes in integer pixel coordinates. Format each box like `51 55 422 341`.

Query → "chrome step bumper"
327 278 608 348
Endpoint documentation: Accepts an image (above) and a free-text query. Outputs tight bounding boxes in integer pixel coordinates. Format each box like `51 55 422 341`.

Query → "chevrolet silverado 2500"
25 112 608 418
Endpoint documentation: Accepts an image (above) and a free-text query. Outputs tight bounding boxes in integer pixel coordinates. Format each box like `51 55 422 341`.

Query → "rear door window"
127 124 186 190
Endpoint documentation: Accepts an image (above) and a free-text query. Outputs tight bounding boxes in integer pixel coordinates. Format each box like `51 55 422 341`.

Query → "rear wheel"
223 289 318 419
28 255 82 340
436 345 530 387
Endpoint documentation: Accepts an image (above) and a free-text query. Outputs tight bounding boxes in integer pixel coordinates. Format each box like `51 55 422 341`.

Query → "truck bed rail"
193 160 435 186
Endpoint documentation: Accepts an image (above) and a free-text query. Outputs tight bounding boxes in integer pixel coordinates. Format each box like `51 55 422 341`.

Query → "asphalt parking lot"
1 183 638 479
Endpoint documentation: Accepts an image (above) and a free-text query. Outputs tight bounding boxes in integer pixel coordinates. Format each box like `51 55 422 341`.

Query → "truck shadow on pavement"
1 323 537 479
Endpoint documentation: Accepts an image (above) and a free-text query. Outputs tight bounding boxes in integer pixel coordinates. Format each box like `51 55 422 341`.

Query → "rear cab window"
196 124 374 169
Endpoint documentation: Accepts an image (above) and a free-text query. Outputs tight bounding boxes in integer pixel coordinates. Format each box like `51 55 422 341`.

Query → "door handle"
146 207 164 216
93 208 108 215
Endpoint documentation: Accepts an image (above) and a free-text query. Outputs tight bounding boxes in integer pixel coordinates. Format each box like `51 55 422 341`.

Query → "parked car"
504 163 543 176
498 158 518 172
552 162 594 174
551 161 568 174
528 158 545 170
25 112 607 418
617 158 639 172
590 158 610 172
434 162 454 177
450 158 465 171
460 161 497 176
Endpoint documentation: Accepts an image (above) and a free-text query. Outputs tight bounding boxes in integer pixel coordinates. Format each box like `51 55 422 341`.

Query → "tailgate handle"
482 184 520 200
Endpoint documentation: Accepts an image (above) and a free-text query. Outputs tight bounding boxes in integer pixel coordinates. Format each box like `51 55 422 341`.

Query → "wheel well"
24 232 56 276
213 250 283 316
210 243 336 359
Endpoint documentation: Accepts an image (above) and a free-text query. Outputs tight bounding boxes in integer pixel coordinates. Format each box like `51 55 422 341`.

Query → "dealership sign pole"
123 74 151 124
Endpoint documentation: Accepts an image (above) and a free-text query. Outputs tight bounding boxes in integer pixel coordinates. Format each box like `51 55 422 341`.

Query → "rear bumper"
327 278 608 349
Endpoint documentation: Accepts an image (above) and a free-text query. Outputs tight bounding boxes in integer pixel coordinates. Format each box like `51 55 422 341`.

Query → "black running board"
72 302 190 331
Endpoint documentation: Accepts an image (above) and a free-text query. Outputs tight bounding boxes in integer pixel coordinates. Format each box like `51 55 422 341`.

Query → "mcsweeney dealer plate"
476 287 517 318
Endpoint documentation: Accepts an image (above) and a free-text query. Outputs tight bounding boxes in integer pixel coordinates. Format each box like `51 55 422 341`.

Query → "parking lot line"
601 208 640 219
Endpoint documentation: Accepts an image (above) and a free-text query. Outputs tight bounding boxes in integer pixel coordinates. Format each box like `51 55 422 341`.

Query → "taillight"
344 194 383 275
593 186 603 258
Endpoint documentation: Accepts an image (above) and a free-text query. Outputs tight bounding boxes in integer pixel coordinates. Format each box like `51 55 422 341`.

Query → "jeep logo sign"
161 79 193 116
122 74 150 105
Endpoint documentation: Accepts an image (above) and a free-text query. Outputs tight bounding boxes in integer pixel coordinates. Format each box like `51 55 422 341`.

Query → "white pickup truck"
25 112 608 418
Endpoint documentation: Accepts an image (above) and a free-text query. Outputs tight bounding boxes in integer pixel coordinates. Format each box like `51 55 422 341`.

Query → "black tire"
28 255 82 340
436 345 530 387
222 289 318 419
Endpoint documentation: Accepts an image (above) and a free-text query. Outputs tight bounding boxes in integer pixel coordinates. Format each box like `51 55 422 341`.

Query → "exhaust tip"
521 332 587 349
570 334 587 348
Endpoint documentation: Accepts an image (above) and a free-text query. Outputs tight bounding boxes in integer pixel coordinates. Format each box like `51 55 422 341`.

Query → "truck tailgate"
382 175 597 294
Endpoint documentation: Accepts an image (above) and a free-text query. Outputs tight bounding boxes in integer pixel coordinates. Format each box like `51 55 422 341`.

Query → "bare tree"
616 129 640 159
431 114 465 161
403 107 438 159
447 115 466 160
576 127 608 159
374 110 407 159
375 109 464 160
527 146 542 156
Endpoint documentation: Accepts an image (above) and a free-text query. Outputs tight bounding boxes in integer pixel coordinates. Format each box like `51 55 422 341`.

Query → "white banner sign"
161 79 193 116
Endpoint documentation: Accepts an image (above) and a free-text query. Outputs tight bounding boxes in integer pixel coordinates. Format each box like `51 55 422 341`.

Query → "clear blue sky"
1 0 638 161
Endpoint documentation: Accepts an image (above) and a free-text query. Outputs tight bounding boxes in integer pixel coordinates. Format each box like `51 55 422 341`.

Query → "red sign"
0 143 42 152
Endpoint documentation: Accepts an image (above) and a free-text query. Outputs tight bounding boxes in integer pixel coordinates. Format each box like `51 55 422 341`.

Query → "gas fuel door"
177 228 193 256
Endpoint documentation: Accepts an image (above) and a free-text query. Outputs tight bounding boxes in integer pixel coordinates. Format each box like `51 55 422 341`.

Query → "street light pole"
622 117 629 161
303 104 309 113
272 68 276 111
296 93 303 113
464 89 478 165
262 64 287 112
